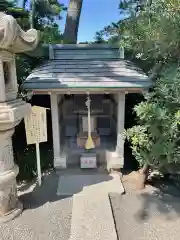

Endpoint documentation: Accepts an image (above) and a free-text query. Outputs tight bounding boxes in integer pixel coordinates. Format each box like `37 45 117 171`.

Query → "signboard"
24 106 48 186
24 106 47 145
82 116 96 132
80 153 97 168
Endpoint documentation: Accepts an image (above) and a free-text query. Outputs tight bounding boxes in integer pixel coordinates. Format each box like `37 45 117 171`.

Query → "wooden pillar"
50 93 66 168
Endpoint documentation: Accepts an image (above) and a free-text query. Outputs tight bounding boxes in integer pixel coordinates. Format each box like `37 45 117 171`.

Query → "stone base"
80 153 97 168
0 200 23 224
54 155 67 169
106 151 124 171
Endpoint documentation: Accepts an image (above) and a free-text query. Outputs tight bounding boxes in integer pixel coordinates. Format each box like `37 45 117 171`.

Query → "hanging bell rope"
85 93 95 150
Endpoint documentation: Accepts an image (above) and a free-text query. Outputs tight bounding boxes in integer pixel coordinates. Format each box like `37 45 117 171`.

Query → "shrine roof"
24 44 152 91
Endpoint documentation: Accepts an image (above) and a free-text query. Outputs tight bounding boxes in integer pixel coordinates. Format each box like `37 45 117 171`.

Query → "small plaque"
24 106 47 145
82 116 96 132
80 154 97 168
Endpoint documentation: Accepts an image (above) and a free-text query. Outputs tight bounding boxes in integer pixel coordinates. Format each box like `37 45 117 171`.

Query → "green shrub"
14 143 53 181
126 64 180 173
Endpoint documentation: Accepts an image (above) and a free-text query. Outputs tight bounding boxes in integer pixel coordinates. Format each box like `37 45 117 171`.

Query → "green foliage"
0 0 16 11
15 144 53 181
96 0 180 74
1 1 29 23
94 31 107 43
119 0 180 63
126 64 180 170
40 23 63 44
94 21 121 45
120 1 180 172
31 0 65 30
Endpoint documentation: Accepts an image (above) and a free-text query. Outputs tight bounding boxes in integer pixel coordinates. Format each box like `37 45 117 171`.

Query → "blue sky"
18 0 121 42
59 0 121 42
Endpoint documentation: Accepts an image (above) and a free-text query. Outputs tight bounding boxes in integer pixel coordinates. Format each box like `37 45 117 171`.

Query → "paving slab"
0 172 72 240
83 172 124 194
57 172 123 240
69 191 117 240
57 172 124 196
110 179 180 240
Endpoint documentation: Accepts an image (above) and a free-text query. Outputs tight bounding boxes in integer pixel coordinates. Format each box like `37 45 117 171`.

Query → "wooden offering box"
77 132 100 148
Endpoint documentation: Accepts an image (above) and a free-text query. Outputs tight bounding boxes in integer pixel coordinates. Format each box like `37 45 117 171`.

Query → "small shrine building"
24 44 151 170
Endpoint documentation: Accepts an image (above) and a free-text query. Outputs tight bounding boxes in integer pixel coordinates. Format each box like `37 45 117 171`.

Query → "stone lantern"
0 12 39 223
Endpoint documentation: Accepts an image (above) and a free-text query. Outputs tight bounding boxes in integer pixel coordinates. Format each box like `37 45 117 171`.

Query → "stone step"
69 191 117 240
83 172 124 194
57 173 124 196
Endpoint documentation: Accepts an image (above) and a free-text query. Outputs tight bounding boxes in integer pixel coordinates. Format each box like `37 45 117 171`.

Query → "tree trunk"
30 0 35 28
137 163 150 189
63 0 83 43
22 0 27 9
124 163 150 190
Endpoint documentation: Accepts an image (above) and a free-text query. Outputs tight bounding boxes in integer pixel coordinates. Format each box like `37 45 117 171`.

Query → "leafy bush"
14 143 53 181
126 64 180 173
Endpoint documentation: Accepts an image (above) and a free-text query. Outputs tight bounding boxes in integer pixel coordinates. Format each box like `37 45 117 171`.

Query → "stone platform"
57 172 124 240
57 172 124 196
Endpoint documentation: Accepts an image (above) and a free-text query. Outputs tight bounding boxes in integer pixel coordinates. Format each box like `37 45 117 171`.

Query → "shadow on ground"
19 170 66 210
19 169 113 210
111 175 180 240
135 179 180 222
124 174 180 221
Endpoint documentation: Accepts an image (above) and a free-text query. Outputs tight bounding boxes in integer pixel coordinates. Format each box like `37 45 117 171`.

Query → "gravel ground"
110 174 180 240
0 171 72 240
2 169 180 240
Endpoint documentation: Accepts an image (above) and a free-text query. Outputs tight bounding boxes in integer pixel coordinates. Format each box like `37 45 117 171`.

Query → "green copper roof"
24 44 151 91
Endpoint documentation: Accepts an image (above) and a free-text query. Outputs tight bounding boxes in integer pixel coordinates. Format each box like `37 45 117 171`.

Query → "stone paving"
57 172 124 196
0 170 123 240
66 172 124 240
1 170 180 240
57 171 124 239
70 192 117 240
110 175 180 240
0 172 72 240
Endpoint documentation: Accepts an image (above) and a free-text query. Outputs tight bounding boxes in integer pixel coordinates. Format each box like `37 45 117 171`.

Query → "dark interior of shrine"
60 94 117 167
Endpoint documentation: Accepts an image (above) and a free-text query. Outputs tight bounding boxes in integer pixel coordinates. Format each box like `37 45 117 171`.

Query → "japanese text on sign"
24 106 47 145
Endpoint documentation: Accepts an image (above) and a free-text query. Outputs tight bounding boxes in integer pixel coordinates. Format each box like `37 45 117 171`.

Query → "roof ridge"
52 44 119 50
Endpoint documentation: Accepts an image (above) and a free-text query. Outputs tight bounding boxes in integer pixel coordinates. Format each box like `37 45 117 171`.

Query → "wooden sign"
82 116 96 132
24 106 47 145
24 106 47 186
80 153 97 168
